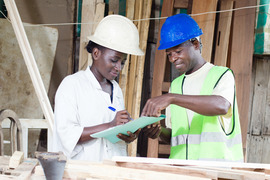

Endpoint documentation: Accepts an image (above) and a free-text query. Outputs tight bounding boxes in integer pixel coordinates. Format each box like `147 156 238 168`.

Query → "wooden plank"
246 135 264 163
133 0 152 121
127 0 152 157
34 161 209 180
78 0 96 70
174 0 189 9
247 56 257 135
229 0 256 150
148 0 175 158
109 0 119 14
92 2 105 33
112 156 270 170
119 0 135 101
126 0 143 158
126 0 143 118
3 0 54 132
191 0 218 62
0 156 38 180
86 2 105 68
262 136 270 164
213 0 233 66
250 59 269 135
162 82 171 92
126 0 136 19
158 144 170 154
262 58 270 135
113 162 217 179
195 166 266 180
9 151 24 169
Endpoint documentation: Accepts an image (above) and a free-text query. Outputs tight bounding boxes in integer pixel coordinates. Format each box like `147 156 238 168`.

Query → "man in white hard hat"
142 14 243 162
53 15 144 162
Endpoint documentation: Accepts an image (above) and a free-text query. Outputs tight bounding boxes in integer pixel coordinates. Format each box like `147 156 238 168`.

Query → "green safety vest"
170 66 244 162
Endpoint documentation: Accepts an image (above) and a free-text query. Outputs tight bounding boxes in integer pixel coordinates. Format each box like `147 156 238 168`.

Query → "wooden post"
119 0 136 100
78 0 96 70
191 0 218 62
213 0 234 66
147 0 175 158
229 0 256 154
125 0 152 157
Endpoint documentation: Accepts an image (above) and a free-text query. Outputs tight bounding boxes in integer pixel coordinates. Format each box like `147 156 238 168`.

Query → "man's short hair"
189 37 202 53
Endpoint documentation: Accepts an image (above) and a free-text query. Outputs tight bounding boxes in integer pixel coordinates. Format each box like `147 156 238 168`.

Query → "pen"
108 106 116 112
127 112 134 121
108 106 134 121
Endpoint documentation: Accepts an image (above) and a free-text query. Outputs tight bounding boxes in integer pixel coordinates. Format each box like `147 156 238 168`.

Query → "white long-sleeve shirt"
53 67 127 161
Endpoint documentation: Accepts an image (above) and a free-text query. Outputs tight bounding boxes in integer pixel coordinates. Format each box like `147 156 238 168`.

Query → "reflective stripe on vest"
171 132 242 148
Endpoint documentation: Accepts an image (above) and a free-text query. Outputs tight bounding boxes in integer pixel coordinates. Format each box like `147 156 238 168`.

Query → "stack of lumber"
1 154 270 179
118 0 152 157
32 156 270 179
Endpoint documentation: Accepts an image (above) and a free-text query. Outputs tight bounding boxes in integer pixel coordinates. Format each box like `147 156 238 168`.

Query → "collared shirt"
166 62 235 134
52 67 127 162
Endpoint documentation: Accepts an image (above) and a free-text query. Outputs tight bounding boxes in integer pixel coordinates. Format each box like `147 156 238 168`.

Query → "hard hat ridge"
158 13 203 50
88 15 144 56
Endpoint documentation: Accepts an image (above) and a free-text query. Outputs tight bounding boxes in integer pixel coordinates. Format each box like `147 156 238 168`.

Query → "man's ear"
92 47 101 60
192 39 200 50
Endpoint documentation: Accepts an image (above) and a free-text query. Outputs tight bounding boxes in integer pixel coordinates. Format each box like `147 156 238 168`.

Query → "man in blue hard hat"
141 14 244 162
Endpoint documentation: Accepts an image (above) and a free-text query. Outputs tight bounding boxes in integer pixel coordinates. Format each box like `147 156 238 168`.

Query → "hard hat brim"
158 32 203 50
88 36 144 56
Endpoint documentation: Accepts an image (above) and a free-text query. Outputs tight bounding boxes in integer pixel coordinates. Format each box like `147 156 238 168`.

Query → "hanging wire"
0 3 269 26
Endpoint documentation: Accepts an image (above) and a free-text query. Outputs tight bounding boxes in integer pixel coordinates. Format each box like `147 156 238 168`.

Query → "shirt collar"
85 66 102 90
85 66 118 97
185 62 212 78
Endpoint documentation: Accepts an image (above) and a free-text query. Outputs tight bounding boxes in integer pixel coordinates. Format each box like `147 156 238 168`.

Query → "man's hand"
141 94 173 117
143 123 161 139
117 129 141 143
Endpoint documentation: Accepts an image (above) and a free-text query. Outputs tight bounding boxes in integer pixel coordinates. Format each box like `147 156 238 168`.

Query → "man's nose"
169 52 178 63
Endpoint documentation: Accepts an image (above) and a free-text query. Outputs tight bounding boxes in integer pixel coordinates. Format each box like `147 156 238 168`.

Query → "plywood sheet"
0 19 58 118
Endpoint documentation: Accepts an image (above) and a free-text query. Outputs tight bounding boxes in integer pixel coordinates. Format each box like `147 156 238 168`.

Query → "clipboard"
91 115 165 143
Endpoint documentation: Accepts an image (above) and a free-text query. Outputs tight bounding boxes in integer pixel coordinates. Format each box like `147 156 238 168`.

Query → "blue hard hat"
158 14 203 50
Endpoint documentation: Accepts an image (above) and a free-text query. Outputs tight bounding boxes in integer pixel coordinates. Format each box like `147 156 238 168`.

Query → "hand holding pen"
108 109 130 127
108 106 140 143
108 106 134 123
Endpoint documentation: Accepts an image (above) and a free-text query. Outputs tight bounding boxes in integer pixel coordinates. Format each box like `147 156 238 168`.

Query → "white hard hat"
88 15 144 56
